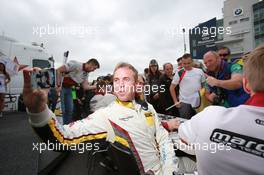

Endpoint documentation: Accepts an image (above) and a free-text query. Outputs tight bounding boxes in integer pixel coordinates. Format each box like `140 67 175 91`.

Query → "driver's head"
113 63 138 101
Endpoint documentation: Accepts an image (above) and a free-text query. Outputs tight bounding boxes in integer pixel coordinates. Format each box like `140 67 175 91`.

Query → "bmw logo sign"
234 8 243 16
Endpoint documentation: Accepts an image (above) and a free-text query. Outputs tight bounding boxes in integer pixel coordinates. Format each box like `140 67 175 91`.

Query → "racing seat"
90 142 154 175
107 142 142 175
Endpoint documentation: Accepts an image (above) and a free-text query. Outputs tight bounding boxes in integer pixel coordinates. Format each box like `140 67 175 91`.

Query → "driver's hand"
167 118 180 131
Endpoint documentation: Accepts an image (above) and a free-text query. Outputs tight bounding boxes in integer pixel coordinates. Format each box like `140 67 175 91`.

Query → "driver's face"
113 67 136 102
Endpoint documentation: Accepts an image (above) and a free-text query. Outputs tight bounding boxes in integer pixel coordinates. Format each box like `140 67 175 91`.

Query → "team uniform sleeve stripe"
114 136 130 148
48 118 107 145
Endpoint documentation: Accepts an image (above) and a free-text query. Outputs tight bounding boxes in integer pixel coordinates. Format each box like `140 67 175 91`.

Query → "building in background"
215 0 258 59
253 0 264 47
189 0 262 59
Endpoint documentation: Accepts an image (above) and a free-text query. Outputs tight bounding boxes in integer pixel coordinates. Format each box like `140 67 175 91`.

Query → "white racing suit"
28 100 178 175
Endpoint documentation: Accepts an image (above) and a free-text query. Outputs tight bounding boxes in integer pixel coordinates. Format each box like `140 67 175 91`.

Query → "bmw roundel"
234 8 243 16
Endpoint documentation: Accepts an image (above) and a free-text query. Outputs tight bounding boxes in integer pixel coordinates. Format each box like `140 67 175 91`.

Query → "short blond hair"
244 44 264 92
113 62 138 82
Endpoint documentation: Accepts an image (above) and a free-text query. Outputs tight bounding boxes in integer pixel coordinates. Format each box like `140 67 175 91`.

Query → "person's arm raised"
23 69 48 113
23 69 109 146
56 65 67 87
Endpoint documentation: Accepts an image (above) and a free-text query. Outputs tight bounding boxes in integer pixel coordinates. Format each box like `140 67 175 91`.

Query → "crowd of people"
49 45 251 125
24 44 264 175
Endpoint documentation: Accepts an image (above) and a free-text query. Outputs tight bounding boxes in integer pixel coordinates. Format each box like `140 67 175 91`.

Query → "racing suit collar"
244 92 264 107
115 99 135 109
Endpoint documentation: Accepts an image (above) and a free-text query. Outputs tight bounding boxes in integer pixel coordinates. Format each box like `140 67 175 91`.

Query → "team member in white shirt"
170 54 205 119
176 45 264 175
56 59 100 124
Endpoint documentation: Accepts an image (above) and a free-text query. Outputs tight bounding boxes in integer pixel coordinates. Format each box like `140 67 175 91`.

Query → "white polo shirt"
178 96 264 175
65 60 88 84
172 68 205 108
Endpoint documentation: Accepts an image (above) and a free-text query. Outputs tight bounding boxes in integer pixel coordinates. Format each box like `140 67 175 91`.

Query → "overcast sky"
0 0 225 80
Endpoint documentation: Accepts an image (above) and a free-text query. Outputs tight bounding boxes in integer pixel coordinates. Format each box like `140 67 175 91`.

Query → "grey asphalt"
0 112 114 175
0 112 39 175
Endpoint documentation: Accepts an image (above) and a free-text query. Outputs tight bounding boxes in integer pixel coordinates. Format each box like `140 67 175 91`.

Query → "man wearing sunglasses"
217 46 231 61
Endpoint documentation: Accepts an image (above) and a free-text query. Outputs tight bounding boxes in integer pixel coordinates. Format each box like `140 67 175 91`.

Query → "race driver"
23 62 178 175
175 45 264 174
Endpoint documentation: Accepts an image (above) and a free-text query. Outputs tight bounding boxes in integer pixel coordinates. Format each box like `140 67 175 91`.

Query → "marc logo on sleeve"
210 129 264 158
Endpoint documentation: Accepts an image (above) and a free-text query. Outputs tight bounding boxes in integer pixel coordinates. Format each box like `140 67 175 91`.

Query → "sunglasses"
219 53 229 57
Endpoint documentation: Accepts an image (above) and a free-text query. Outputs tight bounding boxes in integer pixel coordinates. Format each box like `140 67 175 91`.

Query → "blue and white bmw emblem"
234 8 243 16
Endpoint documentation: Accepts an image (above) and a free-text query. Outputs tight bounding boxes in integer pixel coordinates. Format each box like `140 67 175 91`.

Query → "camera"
31 68 56 89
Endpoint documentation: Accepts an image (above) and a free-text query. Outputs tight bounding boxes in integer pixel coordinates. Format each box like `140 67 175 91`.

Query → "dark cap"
149 59 158 66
